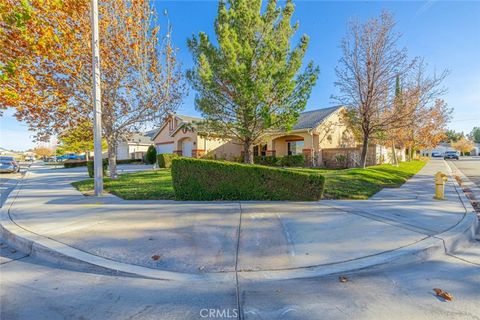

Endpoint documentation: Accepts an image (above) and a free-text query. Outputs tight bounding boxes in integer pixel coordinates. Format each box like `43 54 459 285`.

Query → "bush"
145 145 157 164
157 153 179 168
64 160 88 168
171 158 324 201
254 155 280 166
279 154 305 167
87 160 108 178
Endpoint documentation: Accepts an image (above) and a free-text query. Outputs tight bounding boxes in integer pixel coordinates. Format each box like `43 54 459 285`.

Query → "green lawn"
72 169 175 200
294 160 426 199
71 161 426 200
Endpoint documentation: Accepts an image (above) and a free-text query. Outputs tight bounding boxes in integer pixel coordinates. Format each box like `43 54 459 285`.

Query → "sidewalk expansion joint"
323 203 438 236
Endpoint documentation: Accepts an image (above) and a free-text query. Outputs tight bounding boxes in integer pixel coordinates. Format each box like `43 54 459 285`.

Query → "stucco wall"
200 136 242 160
315 111 356 149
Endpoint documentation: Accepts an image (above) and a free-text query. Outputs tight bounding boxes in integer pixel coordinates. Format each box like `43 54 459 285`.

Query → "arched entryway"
271 135 305 156
177 137 193 157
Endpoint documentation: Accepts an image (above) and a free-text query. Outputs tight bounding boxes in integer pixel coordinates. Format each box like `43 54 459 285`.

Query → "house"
152 106 405 167
420 142 454 156
116 132 154 161
422 142 480 156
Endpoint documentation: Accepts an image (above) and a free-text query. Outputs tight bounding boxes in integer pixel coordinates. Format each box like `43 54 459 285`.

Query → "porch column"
266 139 276 156
192 149 205 158
302 148 313 167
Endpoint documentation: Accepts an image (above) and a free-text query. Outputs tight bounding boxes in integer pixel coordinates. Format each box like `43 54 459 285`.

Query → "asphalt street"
449 157 480 187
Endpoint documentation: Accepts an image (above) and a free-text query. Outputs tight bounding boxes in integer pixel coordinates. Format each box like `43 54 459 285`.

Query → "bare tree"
401 60 449 160
334 12 416 168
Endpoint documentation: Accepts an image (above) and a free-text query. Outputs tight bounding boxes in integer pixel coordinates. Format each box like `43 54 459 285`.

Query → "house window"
253 144 267 157
169 119 174 131
287 140 304 155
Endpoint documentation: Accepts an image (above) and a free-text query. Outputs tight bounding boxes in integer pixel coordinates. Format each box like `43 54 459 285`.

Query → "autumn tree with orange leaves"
1 0 184 178
452 137 474 156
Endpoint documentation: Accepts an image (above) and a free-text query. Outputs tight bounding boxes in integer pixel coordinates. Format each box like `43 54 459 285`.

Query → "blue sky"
1 0 479 151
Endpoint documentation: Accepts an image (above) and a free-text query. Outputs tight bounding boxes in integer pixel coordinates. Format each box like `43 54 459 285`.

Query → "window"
287 140 304 155
253 144 267 157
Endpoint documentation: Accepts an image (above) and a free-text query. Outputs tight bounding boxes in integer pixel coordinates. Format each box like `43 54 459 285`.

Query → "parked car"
25 155 35 161
431 151 443 157
444 151 459 160
0 156 20 173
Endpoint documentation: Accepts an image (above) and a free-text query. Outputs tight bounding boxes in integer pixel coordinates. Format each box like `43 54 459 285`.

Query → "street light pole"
91 0 103 196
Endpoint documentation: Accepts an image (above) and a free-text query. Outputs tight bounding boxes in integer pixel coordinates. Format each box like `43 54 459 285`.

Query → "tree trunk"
85 151 89 161
243 140 253 164
107 140 118 179
391 140 398 166
360 135 369 168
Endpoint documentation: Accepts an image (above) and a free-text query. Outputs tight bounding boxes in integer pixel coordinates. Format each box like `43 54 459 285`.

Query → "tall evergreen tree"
187 0 319 163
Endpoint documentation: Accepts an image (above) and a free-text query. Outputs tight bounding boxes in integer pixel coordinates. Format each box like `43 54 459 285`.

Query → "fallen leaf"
151 255 161 261
433 288 454 301
339 276 348 283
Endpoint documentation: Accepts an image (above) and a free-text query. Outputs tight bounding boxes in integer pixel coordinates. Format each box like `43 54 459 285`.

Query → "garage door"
156 143 174 154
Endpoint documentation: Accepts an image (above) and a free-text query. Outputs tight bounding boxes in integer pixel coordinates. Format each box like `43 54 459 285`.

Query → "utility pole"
91 0 103 196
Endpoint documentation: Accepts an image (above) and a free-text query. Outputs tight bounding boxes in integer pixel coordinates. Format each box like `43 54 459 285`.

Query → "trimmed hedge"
280 154 305 167
253 154 305 167
64 160 88 168
254 155 280 166
87 160 108 178
157 153 179 168
171 158 324 201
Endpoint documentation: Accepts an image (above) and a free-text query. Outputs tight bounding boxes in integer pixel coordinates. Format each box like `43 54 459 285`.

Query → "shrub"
254 155 280 166
335 154 347 168
87 160 108 178
171 158 324 201
279 154 305 167
64 160 88 168
157 153 179 168
145 145 157 164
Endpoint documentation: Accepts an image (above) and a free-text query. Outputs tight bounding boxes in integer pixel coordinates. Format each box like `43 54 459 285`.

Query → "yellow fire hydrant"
434 171 448 200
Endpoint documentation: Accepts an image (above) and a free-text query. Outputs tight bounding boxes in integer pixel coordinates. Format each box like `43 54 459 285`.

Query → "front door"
182 140 193 157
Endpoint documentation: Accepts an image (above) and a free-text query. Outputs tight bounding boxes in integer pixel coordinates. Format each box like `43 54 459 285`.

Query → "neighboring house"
116 132 154 161
152 114 241 159
153 106 405 167
422 142 480 156
0 147 19 157
421 143 457 157
471 143 480 156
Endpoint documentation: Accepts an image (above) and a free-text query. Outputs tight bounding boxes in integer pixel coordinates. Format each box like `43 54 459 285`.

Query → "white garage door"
182 141 193 157
156 143 174 154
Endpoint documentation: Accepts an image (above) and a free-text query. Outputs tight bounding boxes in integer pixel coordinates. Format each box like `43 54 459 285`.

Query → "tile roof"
292 106 343 130
126 132 153 145
176 114 203 123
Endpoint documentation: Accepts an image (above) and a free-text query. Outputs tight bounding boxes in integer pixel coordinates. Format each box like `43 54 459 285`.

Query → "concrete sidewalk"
0 160 477 281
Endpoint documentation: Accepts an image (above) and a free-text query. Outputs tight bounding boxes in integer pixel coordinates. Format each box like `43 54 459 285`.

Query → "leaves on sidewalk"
339 276 348 283
433 288 454 301
151 254 161 261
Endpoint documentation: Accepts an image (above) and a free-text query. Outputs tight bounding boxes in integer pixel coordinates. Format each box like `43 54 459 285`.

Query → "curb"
444 159 479 241
1 162 478 282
